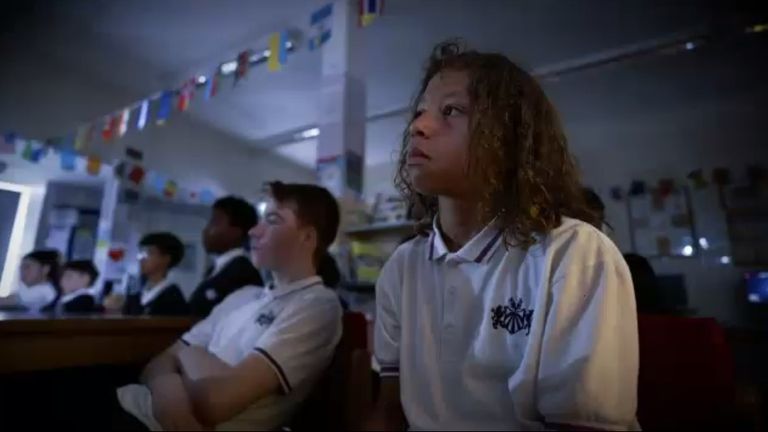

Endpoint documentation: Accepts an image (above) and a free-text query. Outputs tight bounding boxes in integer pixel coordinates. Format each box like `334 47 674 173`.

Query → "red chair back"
637 314 736 430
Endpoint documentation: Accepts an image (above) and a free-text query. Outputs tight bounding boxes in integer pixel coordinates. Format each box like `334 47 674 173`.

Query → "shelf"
345 221 415 236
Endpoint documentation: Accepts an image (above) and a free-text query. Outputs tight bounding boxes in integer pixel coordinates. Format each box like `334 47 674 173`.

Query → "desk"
0 312 194 373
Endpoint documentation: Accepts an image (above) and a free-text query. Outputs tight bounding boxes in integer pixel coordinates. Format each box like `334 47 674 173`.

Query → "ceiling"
1 0 765 168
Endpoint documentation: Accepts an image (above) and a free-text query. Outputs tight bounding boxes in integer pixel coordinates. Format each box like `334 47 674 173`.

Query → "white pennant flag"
137 100 149 131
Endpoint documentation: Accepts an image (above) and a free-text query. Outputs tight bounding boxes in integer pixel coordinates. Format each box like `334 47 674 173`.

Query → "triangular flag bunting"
268 32 287 72
137 99 149 131
156 91 173 125
204 72 218 100
60 149 77 171
128 164 146 185
86 155 101 176
102 116 115 142
177 79 194 112
163 180 178 199
74 124 93 151
117 108 130 138
1 132 16 154
309 3 333 50
235 50 252 85
21 139 34 161
359 0 383 27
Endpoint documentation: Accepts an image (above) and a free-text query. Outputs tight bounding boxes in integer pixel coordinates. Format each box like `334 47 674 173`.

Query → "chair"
289 311 371 431
637 314 761 430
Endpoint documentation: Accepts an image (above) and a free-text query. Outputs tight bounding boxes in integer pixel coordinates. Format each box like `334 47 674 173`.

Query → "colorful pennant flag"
204 72 218 100
21 139 34 161
59 149 77 171
102 115 115 142
235 50 252 85
629 180 646 196
137 99 149 131
74 124 93 151
128 164 146 185
125 147 143 161
177 80 194 112
359 0 383 27
156 91 173 125
309 3 333 50
117 108 131 138
268 32 287 72
1 132 16 154
163 180 178 199
151 172 167 194
86 155 102 176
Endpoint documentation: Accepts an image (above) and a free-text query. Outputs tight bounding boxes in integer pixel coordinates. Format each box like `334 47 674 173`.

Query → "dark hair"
268 181 340 266
23 250 61 284
396 40 594 248
624 253 663 313
582 187 607 229
213 196 258 238
62 260 100 286
140 232 185 268
317 252 342 288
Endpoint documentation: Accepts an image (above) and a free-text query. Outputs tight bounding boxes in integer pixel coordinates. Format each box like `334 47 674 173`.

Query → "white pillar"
316 0 367 281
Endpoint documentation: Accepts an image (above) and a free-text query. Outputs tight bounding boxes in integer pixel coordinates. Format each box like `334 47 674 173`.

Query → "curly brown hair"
395 40 595 248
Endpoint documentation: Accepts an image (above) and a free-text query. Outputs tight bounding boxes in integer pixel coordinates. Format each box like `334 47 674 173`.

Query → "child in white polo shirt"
116 182 343 430
368 41 639 431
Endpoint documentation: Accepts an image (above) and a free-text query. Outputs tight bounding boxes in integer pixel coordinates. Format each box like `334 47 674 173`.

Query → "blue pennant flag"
1 132 17 154
156 91 173 125
309 3 333 51
60 149 77 171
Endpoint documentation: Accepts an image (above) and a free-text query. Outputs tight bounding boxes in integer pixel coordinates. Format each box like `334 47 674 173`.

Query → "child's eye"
412 108 425 120
441 104 464 117
266 215 281 225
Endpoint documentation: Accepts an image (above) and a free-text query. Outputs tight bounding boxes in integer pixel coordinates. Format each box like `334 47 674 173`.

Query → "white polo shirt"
375 217 639 431
118 275 342 431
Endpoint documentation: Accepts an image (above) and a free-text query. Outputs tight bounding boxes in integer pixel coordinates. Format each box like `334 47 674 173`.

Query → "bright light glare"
682 245 694 256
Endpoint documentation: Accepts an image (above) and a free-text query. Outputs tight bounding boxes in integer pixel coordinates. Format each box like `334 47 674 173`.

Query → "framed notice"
628 187 698 258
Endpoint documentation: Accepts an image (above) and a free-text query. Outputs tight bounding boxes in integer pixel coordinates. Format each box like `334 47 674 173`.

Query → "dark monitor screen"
746 271 768 304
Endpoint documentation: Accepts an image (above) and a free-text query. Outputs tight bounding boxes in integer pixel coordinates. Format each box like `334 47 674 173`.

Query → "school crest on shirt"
490 297 534 336
256 310 276 327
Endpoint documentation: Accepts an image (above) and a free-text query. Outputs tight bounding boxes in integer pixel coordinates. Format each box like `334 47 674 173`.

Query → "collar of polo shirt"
429 217 504 264
267 275 323 298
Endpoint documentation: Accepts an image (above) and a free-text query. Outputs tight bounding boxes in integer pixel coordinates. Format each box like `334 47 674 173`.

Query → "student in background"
624 253 664 314
116 182 342 430
123 232 188 316
0 250 60 312
56 260 100 313
188 196 264 316
368 41 638 430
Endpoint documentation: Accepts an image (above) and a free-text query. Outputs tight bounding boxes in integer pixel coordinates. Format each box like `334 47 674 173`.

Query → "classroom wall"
361 39 768 328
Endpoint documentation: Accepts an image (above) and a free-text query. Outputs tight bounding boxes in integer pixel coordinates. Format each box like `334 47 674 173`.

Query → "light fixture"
719 255 731 265
295 128 320 140
684 41 696 50
698 237 709 249
746 23 768 34
682 245 694 256
196 75 207 85
220 61 237 75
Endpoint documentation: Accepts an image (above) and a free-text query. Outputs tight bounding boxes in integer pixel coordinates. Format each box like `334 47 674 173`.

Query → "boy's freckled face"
407 70 472 198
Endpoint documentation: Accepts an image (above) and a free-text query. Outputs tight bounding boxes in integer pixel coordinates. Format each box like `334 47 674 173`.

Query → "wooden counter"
0 312 194 374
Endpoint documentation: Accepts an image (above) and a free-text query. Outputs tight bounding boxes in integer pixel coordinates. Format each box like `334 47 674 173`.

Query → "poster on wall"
628 187 697 258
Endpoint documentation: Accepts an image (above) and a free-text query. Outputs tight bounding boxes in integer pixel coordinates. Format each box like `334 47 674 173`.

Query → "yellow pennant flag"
268 32 282 72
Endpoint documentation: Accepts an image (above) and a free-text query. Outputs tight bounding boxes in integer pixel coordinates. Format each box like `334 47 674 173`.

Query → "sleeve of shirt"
373 249 403 378
253 293 342 394
181 288 252 347
537 233 639 430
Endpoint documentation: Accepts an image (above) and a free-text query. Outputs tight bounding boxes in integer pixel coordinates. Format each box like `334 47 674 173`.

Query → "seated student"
56 260 100 313
0 250 60 312
122 232 189 316
115 182 343 430
367 42 639 430
188 196 264 316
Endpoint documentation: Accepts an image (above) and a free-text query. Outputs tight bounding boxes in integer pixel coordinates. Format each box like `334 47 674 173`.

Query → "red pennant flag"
101 116 114 142
234 50 252 85
177 79 194 112
128 165 146 185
